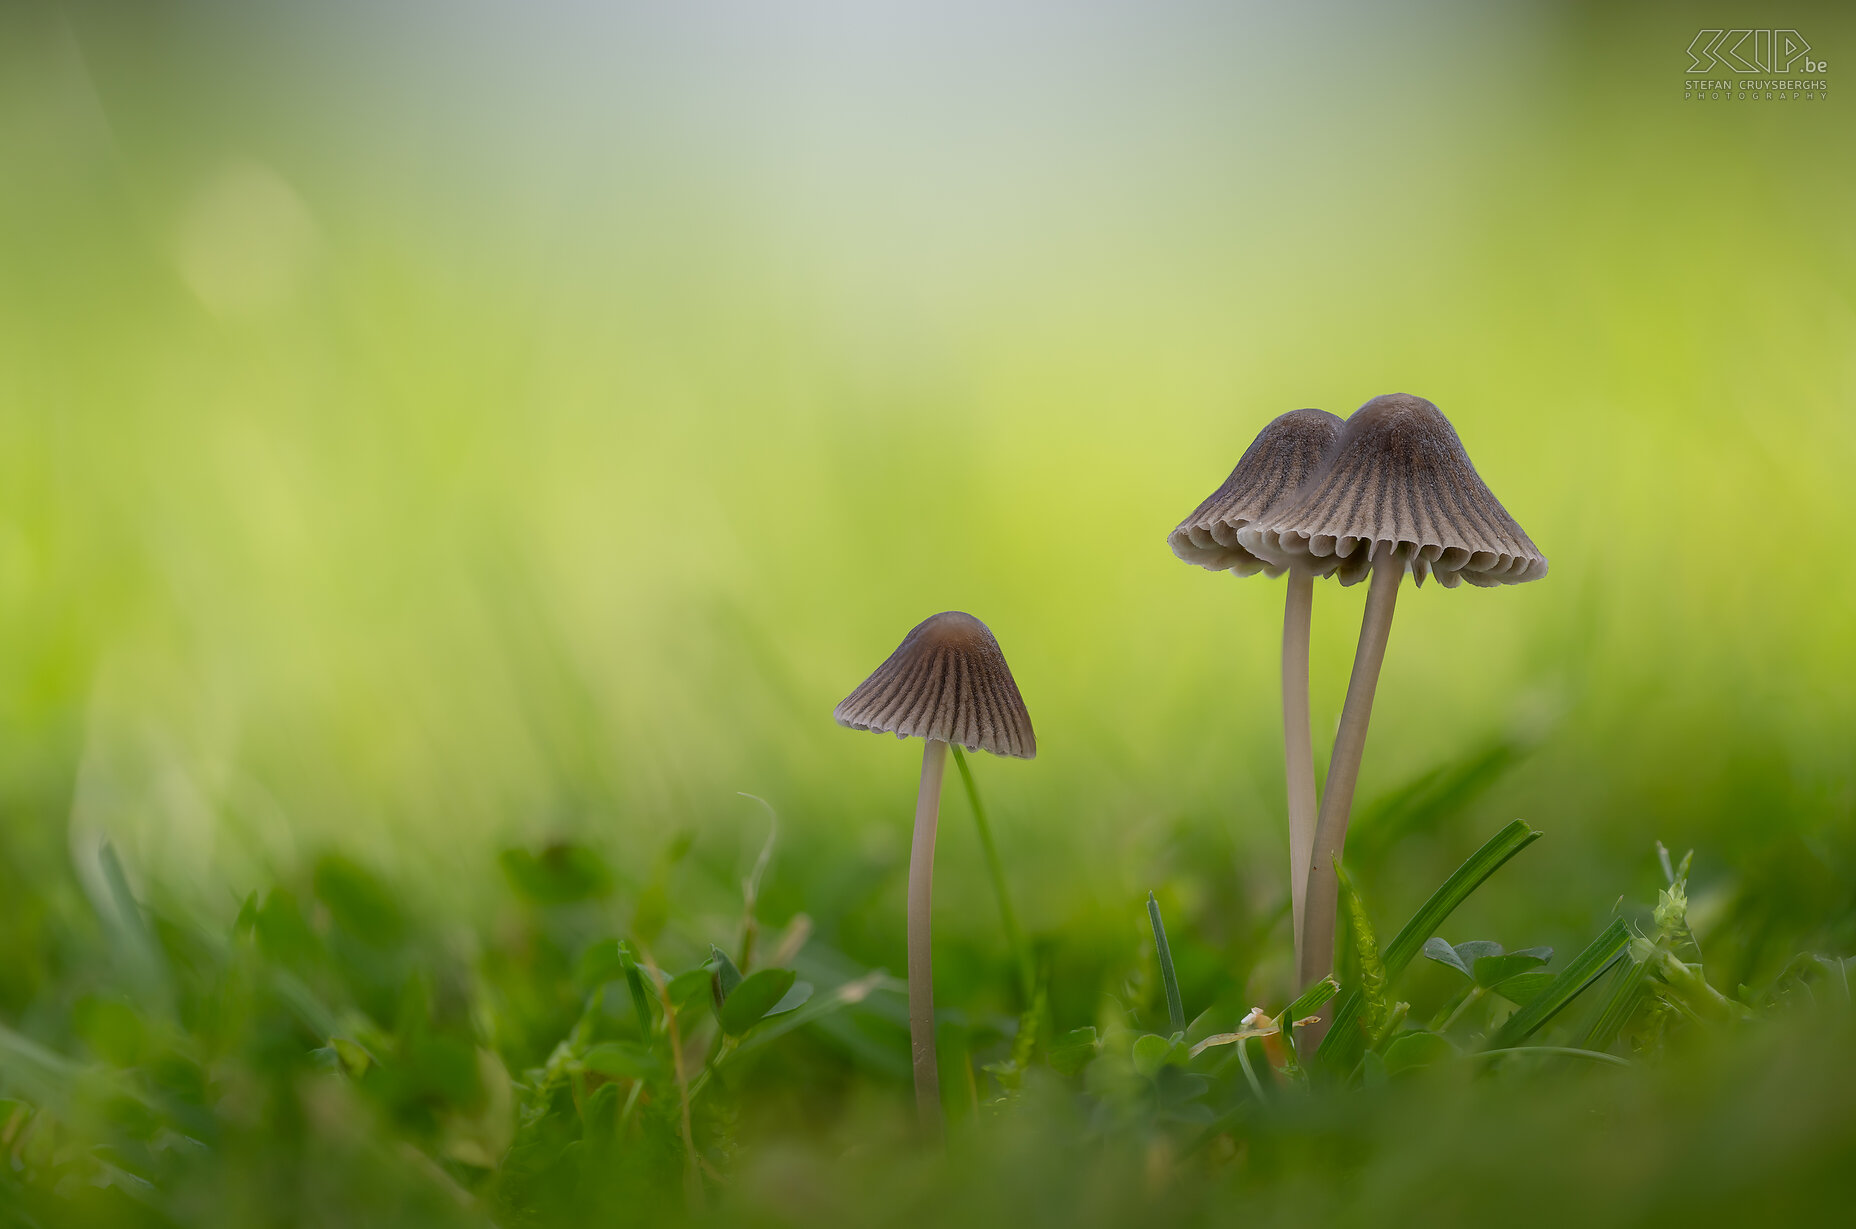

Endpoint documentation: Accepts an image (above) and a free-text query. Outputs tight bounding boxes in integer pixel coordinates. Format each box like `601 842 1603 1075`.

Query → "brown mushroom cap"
834 612 1036 758
1237 394 1547 588
1168 408 1346 577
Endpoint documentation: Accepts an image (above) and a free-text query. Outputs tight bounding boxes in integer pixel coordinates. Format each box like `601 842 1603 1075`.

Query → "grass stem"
952 745 1035 1004
1470 1046 1630 1068
1148 892 1186 1036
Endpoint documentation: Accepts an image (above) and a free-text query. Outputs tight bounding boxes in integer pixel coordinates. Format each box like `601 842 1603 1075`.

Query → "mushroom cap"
1168 408 1346 577
833 612 1036 759
1237 394 1547 588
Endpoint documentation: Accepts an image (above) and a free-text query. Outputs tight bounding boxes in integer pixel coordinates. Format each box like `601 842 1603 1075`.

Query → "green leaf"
668 966 713 1009
1421 938 1505 981
1472 947 1552 989
1147 892 1185 1036
617 942 654 1036
1049 1026 1099 1076
1319 820 1543 1073
709 944 743 1018
1131 1033 1174 1078
580 1041 659 1080
1492 970 1556 1006
719 968 798 1035
1381 1030 1458 1076
1419 939 1549 988
1361 1049 1388 1088
1492 919 1632 1048
766 981 813 1017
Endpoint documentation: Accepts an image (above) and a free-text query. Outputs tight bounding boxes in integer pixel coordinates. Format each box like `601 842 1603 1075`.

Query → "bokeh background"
3 0 1853 1036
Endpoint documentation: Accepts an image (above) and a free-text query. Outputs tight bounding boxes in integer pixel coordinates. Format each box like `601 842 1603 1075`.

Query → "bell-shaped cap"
834 612 1036 758
1238 394 1547 588
1169 408 1345 577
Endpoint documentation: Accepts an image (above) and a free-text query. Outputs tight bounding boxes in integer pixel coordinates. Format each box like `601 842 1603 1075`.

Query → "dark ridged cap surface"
1237 394 1546 588
834 612 1036 758
1168 409 1345 577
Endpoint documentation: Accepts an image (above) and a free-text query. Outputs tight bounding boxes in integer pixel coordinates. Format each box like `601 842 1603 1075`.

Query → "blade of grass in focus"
1492 919 1632 1048
1320 820 1543 1073
1580 942 1654 1053
1148 891 1185 1036
953 746 1035 1004
1284 976 1339 1022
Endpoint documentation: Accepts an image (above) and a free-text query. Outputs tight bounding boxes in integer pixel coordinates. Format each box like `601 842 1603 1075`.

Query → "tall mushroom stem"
1282 570 1317 977
1297 555 1402 1050
907 737 949 1134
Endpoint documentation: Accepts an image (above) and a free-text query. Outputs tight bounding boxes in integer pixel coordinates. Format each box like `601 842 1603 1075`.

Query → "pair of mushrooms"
1170 393 1545 1044
832 393 1543 1125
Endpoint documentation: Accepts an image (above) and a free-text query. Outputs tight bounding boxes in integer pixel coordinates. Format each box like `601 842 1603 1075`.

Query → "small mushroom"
1239 394 1545 1044
834 611 1035 1131
1169 408 1344 976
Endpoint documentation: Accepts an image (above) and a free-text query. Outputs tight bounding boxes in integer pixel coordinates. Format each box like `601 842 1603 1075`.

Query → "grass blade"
1578 940 1653 1052
1470 1045 1630 1068
952 746 1035 1004
1492 919 1632 1048
1148 892 1186 1036
617 942 655 1037
1318 820 1543 1073
1284 976 1339 1022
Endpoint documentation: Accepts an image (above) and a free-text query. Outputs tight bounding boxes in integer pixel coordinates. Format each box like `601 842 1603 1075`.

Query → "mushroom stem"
907 737 949 1134
1297 556 1402 1049
1282 571 1317 977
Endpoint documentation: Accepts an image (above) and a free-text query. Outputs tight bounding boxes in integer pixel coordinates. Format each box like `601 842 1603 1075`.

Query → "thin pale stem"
1297 558 1402 1051
1439 985 1486 1035
1282 571 1317 977
952 745 1035 1005
908 738 949 1135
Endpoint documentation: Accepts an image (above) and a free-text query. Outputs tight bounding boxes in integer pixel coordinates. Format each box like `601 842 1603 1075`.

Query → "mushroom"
833 611 1036 1131
1238 394 1546 1043
1169 408 1345 975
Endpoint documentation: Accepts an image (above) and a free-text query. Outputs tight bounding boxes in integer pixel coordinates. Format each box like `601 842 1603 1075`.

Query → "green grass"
3 806 1851 1228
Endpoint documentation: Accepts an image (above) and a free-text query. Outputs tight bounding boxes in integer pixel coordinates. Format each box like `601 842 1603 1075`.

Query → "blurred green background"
3 0 1853 1050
